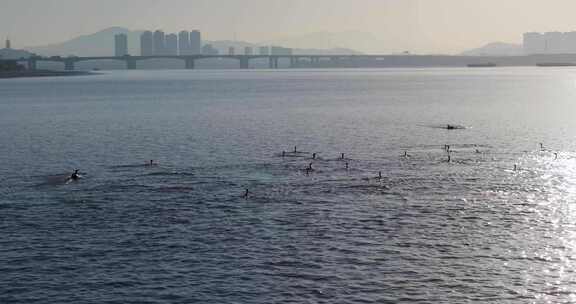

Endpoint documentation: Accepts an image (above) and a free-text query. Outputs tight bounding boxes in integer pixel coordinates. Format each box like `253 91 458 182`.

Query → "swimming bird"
554 152 558 160
303 163 314 175
345 162 349 170
66 169 82 183
378 171 383 180
243 189 250 199
341 153 345 160
294 146 298 153
70 169 80 180
282 151 286 158
312 153 317 160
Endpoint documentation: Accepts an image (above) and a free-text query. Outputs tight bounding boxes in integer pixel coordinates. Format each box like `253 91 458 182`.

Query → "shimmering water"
3 68 576 303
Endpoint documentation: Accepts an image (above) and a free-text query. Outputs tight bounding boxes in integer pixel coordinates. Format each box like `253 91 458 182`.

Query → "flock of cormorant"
63 141 557 197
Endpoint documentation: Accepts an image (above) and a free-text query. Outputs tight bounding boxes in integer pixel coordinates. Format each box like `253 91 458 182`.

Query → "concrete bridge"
24 53 576 70
22 54 389 71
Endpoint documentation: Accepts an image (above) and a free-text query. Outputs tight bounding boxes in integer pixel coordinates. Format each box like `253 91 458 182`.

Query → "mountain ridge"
26 27 363 57
460 42 523 56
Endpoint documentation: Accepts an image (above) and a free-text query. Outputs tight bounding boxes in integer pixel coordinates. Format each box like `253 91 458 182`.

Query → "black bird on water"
243 189 250 199
305 163 314 175
70 169 80 181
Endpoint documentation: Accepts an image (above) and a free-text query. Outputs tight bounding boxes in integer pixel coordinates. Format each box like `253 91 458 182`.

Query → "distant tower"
140 31 154 56
114 34 128 56
165 33 178 55
178 30 191 55
153 30 166 55
5 38 11 49
190 30 202 55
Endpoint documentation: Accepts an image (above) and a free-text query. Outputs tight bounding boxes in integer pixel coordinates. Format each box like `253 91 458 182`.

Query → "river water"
2 68 576 303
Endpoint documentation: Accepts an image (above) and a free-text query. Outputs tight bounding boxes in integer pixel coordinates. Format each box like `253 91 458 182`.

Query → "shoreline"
0 70 96 79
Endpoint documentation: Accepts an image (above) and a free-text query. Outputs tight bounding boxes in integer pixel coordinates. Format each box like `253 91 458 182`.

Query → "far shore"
0 70 96 79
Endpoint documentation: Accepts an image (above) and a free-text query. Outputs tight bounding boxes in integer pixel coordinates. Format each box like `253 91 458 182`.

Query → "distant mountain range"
26 27 362 57
23 27 528 59
460 42 523 56
27 27 142 57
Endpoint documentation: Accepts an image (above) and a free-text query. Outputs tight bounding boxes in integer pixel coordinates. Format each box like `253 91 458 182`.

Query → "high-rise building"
140 31 154 56
114 34 128 56
179 30 191 55
543 32 564 53
190 30 202 55
228 47 235 55
523 32 544 54
244 47 253 55
259 46 270 55
202 44 218 55
524 31 576 54
166 33 178 55
5 38 11 49
153 30 166 55
565 32 576 54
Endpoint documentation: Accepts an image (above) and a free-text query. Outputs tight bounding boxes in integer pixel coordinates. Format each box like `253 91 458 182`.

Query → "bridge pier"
185 58 195 69
269 57 279 69
310 57 320 67
239 57 250 69
350 56 359 67
126 58 137 70
289 57 297 68
330 57 340 67
64 59 75 71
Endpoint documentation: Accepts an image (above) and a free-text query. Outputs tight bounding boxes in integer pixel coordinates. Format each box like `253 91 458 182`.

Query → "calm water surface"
2 68 576 303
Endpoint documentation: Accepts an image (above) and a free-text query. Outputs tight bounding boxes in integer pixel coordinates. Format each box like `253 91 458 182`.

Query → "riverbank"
0 70 95 79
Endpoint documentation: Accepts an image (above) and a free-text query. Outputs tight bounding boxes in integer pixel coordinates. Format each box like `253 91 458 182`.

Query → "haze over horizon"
4 0 576 54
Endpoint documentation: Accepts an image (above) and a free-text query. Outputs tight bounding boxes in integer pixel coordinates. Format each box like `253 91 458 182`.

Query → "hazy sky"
3 0 576 53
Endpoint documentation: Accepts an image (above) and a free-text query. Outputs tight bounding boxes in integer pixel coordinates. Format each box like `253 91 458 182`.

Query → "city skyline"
14 25 576 59
6 0 576 54
139 29 203 56
130 29 294 57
